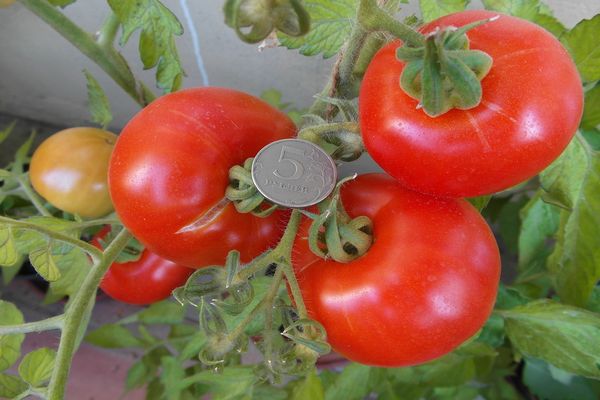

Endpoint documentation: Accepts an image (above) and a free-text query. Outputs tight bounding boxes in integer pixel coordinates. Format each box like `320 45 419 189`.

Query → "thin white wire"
179 0 210 86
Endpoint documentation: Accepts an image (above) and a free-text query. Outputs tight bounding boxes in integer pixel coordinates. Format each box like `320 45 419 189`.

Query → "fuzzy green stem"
279 261 308 319
17 175 51 217
337 24 369 99
358 0 424 46
224 268 284 346
0 216 103 262
20 0 150 107
46 228 132 400
300 122 360 136
0 315 64 335
96 13 120 49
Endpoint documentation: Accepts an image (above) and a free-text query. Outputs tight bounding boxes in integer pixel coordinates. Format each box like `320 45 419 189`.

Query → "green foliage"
523 358 600 400
503 300 600 379
108 0 184 93
582 84 600 130
0 373 28 398
0 301 25 373
290 370 324 400
48 0 76 7
419 0 469 22
561 14 600 83
86 324 144 349
84 70 113 129
260 89 306 125
540 136 600 306
279 0 359 58
18 348 56 387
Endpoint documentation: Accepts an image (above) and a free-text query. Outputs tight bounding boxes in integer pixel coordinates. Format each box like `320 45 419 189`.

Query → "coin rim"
251 138 338 208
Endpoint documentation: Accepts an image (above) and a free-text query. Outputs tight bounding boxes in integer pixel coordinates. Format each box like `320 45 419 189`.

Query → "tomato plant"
91 227 194 305
108 87 296 268
293 173 501 367
29 127 116 218
359 10 583 198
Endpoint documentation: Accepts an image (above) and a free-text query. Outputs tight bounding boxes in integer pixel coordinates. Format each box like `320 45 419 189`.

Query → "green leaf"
497 196 529 255
14 132 35 176
13 216 81 255
481 0 541 20
540 136 600 306
582 129 600 151
0 225 19 267
223 276 271 335
108 0 184 93
84 70 113 128
18 348 56 387
279 0 357 58
467 195 491 211
324 363 371 400
86 324 143 348
138 301 185 325
177 332 206 361
45 247 91 303
160 356 186 400
517 192 559 280
561 14 600 82
419 0 469 22
582 84 600 130
2 258 24 285
0 374 28 398
0 121 16 144
0 301 25 372
523 358 600 400
48 0 77 7
126 360 150 391
188 366 256 400
29 245 61 282
290 370 324 400
532 13 567 37
503 300 600 379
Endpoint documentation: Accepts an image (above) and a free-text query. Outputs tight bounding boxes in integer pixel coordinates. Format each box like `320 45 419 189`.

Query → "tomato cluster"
27 10 582 369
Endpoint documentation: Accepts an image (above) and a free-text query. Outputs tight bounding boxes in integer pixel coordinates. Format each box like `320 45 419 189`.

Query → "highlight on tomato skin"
292 173 501 367
108 87 297 269
359 10 584 198
29 127 117 218
91 227 194 306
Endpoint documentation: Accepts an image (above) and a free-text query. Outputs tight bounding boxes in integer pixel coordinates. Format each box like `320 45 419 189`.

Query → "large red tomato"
292 174 500 367
359 11 583 198
109 88 296 267
92 227 194 305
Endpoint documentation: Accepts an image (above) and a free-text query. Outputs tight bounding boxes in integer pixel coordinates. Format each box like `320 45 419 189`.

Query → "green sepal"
224 0 310 44
396 17 497 117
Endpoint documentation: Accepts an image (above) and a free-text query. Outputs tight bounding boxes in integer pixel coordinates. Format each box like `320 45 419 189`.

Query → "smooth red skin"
292 174 501 367
92 228 194 305
109 88 296 268
360 11 583 198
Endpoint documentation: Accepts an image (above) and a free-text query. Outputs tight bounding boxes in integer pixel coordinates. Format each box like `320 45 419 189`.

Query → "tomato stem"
46 228 132 400
224 268 284 347
0 315 64 335
17 174 52 217
357 0 425 47
96 13 120 49
0 215 104 263
20 0 154 107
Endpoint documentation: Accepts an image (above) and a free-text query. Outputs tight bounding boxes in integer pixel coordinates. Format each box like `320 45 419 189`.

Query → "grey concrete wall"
1 0 599 132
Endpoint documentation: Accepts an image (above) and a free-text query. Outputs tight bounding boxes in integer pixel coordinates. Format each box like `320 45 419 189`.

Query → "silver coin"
252 139 337 208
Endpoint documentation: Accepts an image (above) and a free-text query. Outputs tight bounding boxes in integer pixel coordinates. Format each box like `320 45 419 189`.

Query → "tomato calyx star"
396 17 498 117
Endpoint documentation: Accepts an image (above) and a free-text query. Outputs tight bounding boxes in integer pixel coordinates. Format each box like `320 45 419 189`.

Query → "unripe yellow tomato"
0 0 16 9
29 127 117 218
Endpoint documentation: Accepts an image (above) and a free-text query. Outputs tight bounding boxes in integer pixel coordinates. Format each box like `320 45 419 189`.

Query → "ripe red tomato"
92 227 194 305
292 173 500 367
109 88 296 268
359 11 583 198
29 127 116 218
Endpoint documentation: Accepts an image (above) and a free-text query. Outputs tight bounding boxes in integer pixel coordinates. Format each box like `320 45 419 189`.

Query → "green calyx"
308 176 373 263
397 18 497 117
224 0 310 44
226 157 278 217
